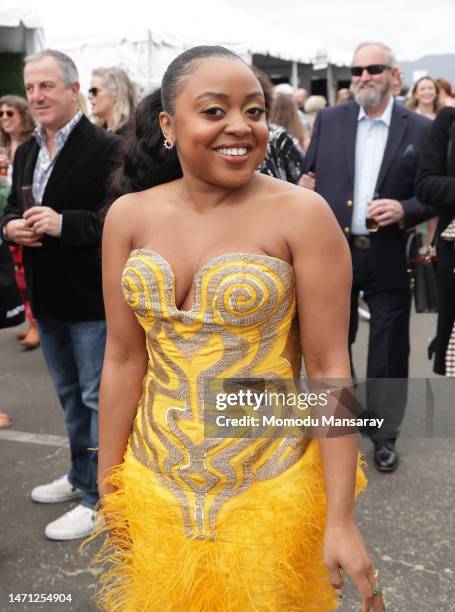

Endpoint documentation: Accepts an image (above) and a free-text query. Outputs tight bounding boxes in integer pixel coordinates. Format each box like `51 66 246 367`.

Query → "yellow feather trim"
88 440 367 611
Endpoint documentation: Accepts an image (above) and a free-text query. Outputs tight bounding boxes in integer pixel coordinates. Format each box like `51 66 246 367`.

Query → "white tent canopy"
36 0 350 93
0 3 44 54
43 0 251 92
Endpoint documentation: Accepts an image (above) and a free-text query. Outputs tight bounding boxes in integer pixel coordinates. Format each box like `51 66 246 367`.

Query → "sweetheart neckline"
126 249 294 315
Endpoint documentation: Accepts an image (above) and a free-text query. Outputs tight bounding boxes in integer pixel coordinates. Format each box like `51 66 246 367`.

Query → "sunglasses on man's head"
0 110 15 118
88 87 99 96
350 64 392 77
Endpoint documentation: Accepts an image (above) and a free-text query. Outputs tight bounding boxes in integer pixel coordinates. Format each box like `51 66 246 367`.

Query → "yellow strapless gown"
94 250 366 612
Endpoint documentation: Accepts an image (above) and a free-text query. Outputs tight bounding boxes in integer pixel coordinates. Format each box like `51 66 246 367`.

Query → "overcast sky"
225 0 455 61
37 0 455 64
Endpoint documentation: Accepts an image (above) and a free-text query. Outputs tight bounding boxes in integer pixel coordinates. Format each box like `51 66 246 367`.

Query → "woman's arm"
98 196 148 498
289 191 356 518
286 190 384 611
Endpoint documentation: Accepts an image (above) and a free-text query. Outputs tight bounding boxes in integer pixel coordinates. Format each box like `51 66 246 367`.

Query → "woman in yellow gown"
96 46 385 611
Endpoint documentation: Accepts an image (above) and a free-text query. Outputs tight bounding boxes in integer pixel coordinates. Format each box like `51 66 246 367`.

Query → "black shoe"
373 440 399 473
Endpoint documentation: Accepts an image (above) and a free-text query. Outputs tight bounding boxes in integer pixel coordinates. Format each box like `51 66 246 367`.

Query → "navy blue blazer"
303 100 435 290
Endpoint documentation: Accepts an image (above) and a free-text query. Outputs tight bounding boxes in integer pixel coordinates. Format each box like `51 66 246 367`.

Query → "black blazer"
0 116 120 321
303 100 435 290
415 107 455 235
415 107 455 374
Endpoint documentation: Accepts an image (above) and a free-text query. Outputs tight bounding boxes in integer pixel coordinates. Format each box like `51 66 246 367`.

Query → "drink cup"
21 186 35 213
366 217 380 232
366 192 380 233
0 146 9 177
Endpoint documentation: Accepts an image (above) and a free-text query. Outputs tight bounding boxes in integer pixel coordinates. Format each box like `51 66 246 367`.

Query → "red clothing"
10 245 33 320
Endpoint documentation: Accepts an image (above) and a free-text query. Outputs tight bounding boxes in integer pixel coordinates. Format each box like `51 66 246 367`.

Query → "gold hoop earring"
163 137 175 150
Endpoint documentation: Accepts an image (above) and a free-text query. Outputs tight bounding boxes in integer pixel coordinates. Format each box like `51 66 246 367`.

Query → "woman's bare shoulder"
105 182 176 224
257 174 334 225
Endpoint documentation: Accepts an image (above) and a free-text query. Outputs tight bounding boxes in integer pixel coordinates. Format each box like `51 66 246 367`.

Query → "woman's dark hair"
108 45 242 205
251 66 273 119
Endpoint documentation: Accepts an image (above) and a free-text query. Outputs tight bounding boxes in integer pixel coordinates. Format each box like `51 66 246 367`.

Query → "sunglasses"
0 110 15 118
350 64 392 77
88 87 99 96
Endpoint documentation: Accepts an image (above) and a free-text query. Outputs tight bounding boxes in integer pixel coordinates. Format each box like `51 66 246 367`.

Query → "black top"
0 116 120 321
415 107 455 375
259 123 305 184
415 106 455 236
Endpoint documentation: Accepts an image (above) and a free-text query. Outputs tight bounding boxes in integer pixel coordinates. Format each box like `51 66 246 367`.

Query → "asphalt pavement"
0 310 454 612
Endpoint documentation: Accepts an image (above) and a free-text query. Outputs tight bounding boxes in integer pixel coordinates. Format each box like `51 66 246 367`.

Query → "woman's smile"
213 142 253 165
159 56 268 188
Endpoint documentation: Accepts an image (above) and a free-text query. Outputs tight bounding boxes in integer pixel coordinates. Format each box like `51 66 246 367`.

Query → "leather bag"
406 232 438 313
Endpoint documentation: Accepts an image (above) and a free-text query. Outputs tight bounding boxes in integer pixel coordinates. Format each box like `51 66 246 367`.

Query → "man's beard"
353 83 386 108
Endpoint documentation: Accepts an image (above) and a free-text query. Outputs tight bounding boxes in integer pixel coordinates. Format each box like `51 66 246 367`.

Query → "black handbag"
0 240 25 329
406 232 438 313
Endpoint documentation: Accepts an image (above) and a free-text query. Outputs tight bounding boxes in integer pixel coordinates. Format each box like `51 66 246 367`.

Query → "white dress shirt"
352 95 394 235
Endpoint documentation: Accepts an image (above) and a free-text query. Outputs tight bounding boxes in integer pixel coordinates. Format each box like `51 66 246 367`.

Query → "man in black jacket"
0 50 120 539
301 42 434 472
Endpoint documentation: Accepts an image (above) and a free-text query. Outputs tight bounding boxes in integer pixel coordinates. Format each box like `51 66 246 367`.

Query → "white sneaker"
31 475 83 503
358 304 371 321
45 504 97 541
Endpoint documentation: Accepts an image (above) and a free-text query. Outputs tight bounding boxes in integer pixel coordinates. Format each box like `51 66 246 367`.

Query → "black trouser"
349 244 411 441
434 237 455 375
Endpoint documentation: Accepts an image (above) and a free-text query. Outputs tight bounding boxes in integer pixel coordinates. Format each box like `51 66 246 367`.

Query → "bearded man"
301 42 434 472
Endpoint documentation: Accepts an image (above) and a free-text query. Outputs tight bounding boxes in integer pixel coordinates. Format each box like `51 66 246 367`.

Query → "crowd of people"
0 39 454 611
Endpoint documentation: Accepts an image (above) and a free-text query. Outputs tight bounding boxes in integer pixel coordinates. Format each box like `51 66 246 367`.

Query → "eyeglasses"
0 110 15 118
350 64 392 77
88 87 99 96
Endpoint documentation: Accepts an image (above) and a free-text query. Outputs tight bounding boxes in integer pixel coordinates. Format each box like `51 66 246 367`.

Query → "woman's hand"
299 171 316 190
323 520 386 611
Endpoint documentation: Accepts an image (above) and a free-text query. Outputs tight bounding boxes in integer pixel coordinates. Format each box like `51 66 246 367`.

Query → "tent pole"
327 63 335 106
291 61 298 89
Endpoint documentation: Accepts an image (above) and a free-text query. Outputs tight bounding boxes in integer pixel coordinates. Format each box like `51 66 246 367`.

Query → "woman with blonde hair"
88 67 137 135
304 95 327 132
406 76 440 120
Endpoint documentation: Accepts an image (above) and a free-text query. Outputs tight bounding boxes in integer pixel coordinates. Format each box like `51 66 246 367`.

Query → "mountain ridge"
399 54 455 89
